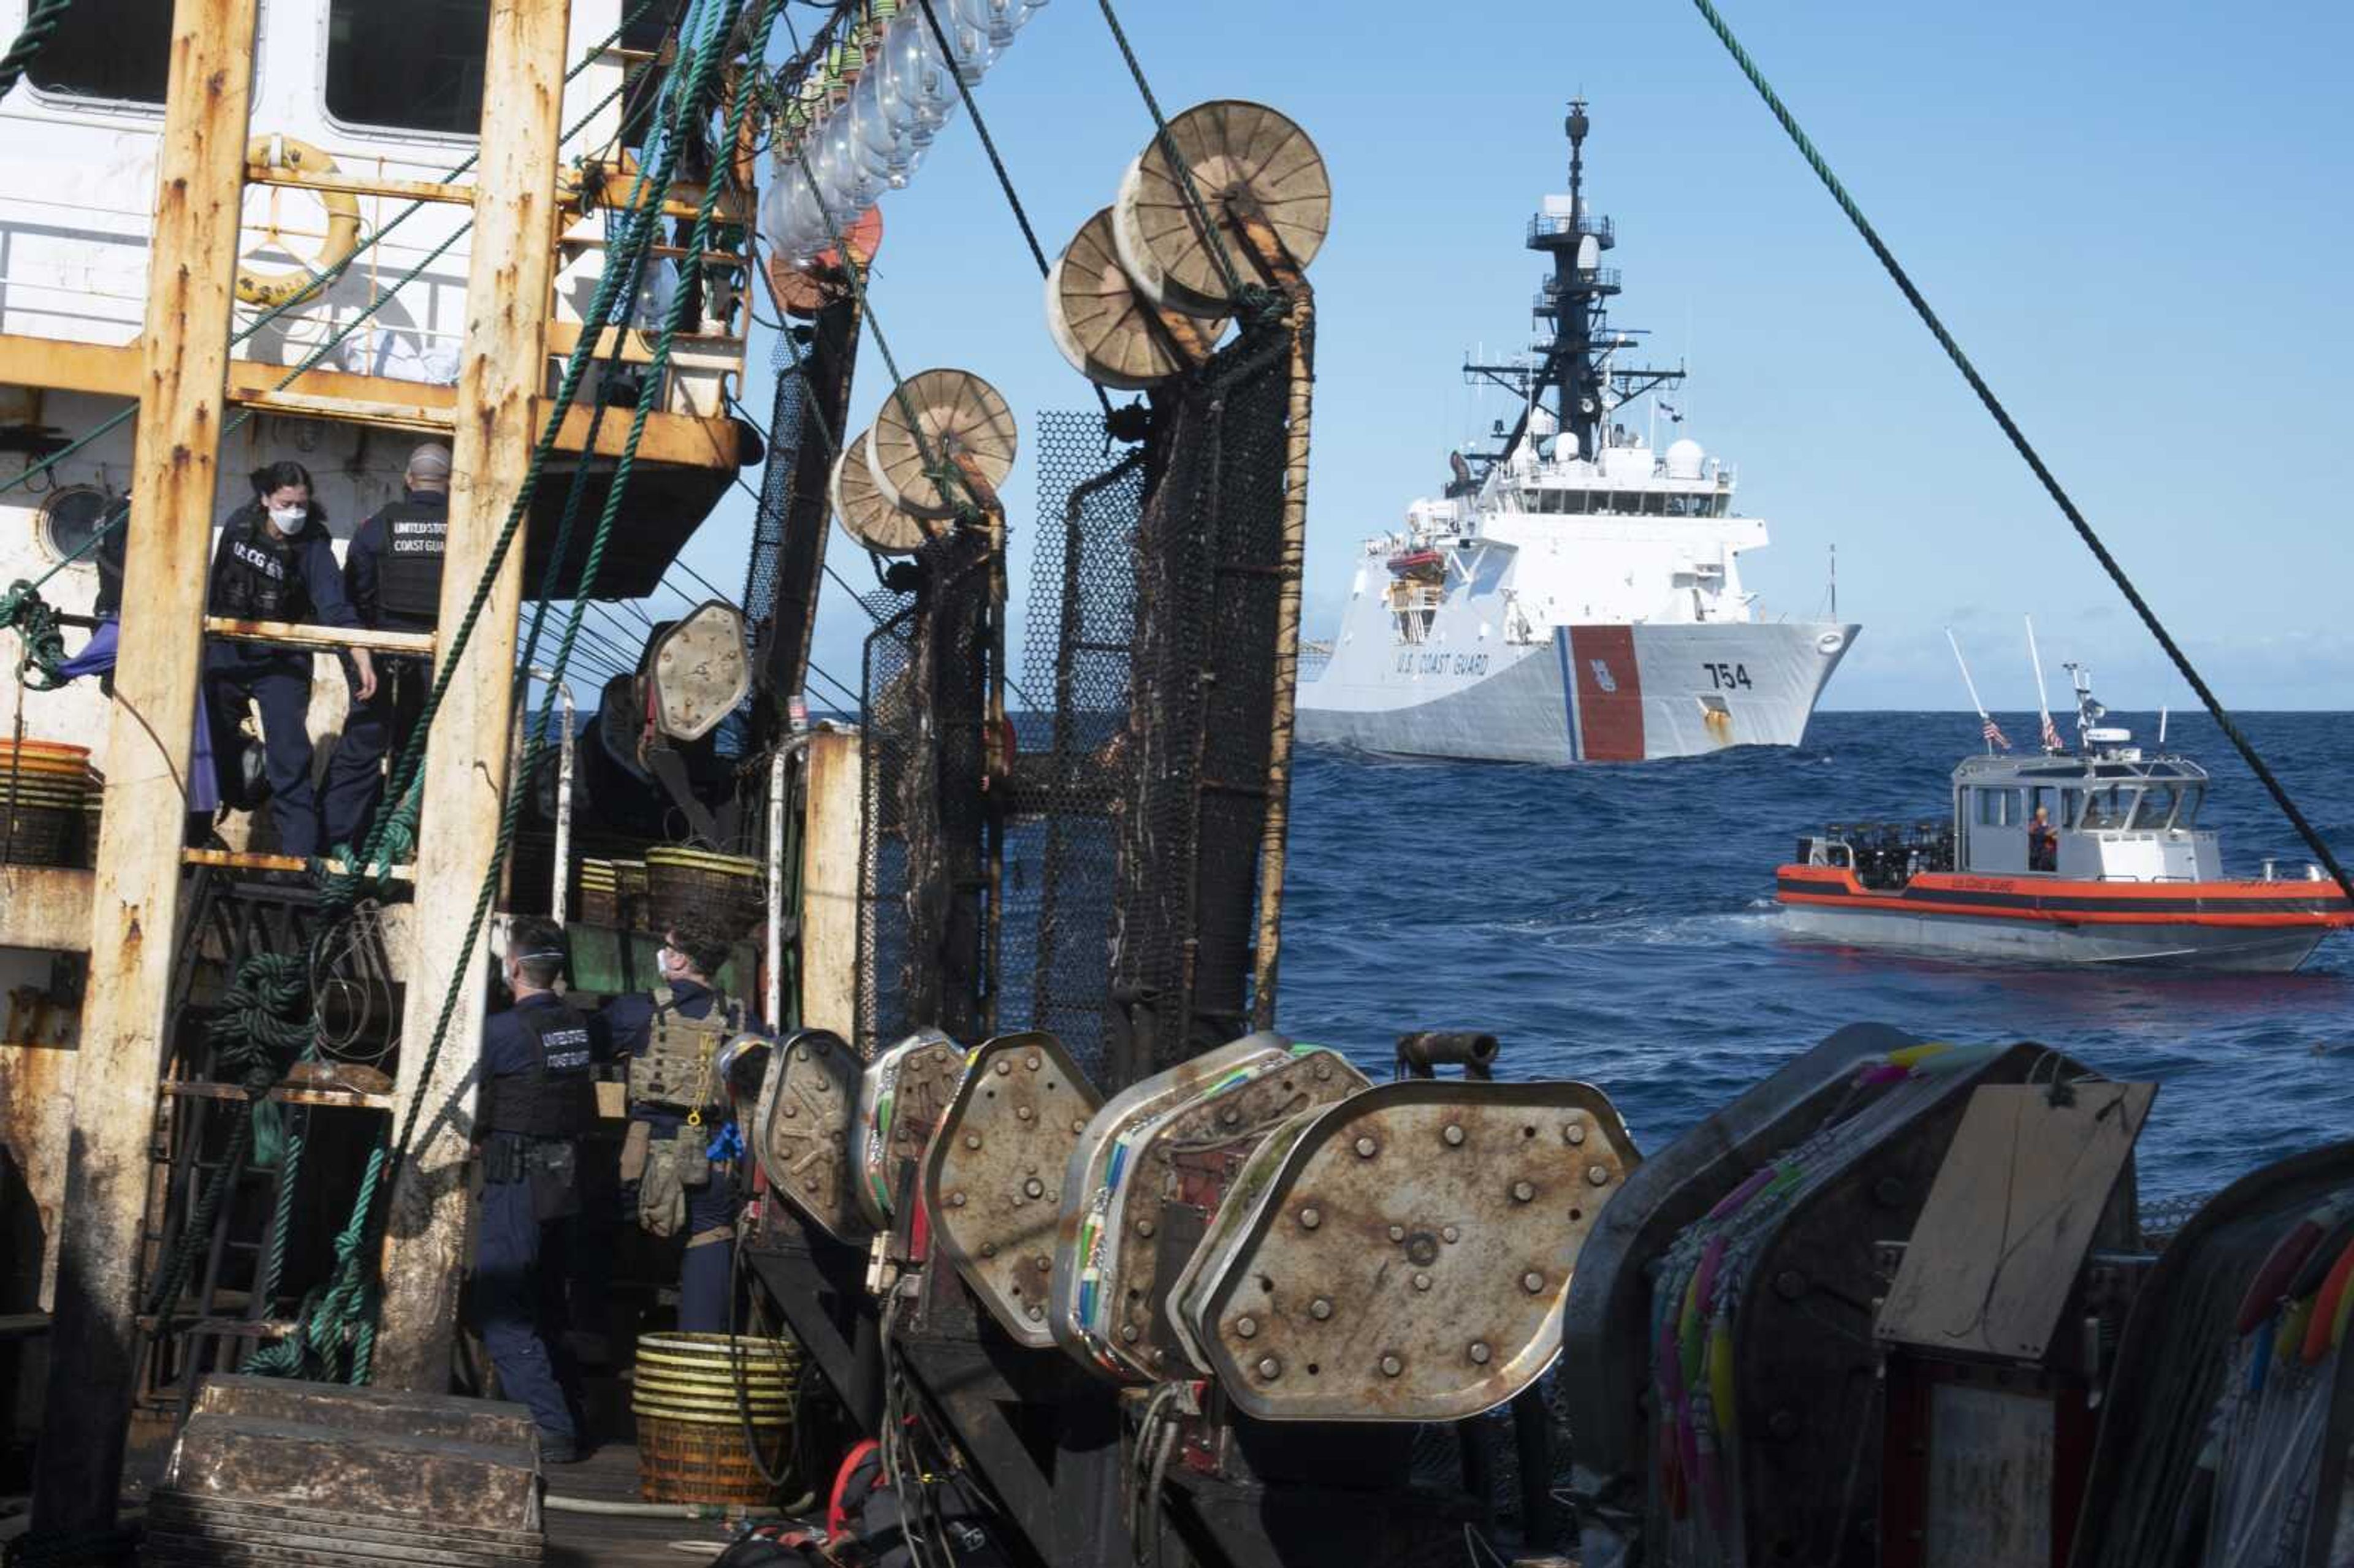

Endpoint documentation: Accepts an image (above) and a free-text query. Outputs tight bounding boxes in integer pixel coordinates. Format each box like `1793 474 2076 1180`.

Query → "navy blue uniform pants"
203 651 318 858
621 1127 737 1334
475 1174 579 1445
321 654 425 851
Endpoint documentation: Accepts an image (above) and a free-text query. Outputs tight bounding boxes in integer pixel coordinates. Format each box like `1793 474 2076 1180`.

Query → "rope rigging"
0 0 70 105
1688 0 2354 908
123 0 782 1382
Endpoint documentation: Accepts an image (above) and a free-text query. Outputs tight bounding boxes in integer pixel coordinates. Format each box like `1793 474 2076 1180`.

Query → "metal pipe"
531 668 576 925
1247 229 1314 1032
781 744 800 1026
543 1493 790 1519
764 734 813 1028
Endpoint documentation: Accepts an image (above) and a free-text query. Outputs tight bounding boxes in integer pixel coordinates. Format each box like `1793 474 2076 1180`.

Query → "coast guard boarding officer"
203 460 375 858
475 916 596 1462
593 915 750 1334
322 442 450 851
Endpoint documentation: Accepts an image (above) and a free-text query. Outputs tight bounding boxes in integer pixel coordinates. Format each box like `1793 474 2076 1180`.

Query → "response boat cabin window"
326 0 490 137
28 0 172 104
2078 785 2137 831
2175 786 2205 828
2131 783 2184 830
1975 788 2022 827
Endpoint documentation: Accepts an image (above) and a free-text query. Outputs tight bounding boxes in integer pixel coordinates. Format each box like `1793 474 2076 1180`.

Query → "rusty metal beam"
29 0 260 1533
371 0 574 1390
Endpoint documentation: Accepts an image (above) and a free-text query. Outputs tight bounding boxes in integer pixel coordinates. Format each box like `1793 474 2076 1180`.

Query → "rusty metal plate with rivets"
921 1031 1105 1345
1181 1079 1640 1422
753 1028 866 1241
1051 1032 1296 1379
852 1029 970 1229
1090 1045 1367 1380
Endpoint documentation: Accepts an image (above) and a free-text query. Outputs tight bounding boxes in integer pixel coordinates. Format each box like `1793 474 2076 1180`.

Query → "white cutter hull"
1298 620 1857 764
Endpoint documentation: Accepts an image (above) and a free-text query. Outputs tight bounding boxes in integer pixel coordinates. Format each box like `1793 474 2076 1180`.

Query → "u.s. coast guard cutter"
1297 101 1859 763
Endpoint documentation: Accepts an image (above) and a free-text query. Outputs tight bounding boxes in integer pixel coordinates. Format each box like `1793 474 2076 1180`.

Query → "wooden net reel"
864 368 1019 521
831 428 932 555
1046 207 1226 390
1111 100 1330 319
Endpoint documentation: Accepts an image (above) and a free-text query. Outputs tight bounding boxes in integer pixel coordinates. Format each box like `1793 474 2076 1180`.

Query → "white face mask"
267 503 305 530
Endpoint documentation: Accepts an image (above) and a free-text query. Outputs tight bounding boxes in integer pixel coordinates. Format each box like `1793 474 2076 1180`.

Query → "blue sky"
669 0 2353 712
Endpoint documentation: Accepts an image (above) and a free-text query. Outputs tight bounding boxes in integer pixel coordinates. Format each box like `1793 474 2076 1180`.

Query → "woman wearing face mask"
203 460 375 858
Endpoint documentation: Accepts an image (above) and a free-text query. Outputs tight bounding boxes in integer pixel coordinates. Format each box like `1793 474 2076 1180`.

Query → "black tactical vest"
484 1003 599 1138
208 509 304 622
375 497 448 628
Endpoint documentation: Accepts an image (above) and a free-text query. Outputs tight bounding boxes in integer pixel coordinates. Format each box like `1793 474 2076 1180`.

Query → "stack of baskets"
631 1331 803 1504
0 740 97 869
576 856 650 929
644 846 764 940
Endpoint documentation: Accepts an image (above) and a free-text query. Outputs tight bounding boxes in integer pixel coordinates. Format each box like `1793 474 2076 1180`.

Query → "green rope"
138 953 313 1323
1688 0 2354 909
0 579 68 688
1091 0 1258 314
265 0 783 1381
0 0 70 103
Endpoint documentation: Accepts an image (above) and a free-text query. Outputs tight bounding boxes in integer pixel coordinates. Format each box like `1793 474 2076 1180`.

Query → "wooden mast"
371 0 574 1388
28 0 261 1532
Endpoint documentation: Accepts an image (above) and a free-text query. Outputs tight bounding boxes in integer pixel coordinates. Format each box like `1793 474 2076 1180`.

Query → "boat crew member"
2029 804 2059 872
593 915 750 1334
474 916 596 1463
321 442 450 850
203 461 375 859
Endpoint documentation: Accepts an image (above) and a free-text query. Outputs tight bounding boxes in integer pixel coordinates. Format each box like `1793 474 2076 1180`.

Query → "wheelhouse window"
326 0 489 136
2175 786 2205 828
2078 785 2136 830
28 0 172 104
1976 788 2022 827
2129 784 2174 829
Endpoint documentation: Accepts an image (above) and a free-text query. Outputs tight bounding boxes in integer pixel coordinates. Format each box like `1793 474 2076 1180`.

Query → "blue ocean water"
1276 710 2354 1203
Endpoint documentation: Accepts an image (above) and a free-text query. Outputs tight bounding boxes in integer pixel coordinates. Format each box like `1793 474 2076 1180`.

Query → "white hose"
543 1494 781 1520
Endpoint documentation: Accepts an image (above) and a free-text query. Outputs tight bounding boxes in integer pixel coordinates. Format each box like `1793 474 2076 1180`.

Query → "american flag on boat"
1983 716 2012 750
2041 712 2063 752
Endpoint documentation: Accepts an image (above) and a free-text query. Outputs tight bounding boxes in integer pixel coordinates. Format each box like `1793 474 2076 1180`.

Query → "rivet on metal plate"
1298 1207 1321 1230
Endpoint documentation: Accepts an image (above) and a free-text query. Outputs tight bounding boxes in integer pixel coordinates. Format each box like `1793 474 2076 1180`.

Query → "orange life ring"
237 134 364 310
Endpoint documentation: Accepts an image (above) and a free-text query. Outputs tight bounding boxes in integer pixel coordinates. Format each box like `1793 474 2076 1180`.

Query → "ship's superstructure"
1297 101 1856 763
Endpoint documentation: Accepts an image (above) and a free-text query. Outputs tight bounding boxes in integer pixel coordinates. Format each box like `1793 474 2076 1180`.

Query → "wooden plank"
180 847 415 879
799 728 862 1039
539 396 739 468
202 616 437 657
373 0 574 1391
229 386 455 434
161 1079 395 1113
0 332 740 470
543 318 745 368
31 0 261 1534
243 165 476 206
0 864 95 951
1877 1081 2156 1361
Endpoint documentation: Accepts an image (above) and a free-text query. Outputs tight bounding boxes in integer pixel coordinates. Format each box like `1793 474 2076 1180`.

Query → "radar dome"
1665 438 1705 480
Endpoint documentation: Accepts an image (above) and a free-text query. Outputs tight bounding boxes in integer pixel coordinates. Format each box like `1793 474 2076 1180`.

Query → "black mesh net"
853 528 994 1056
739 357 805 634
1108 327 1298 1084
851 322 1303 1092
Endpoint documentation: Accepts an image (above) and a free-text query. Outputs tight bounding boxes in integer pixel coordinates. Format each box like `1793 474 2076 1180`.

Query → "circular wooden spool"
1046 207 1226 390
763 204 883 320
832 429 931 555
1111 100 1330 319
864 368 1018 522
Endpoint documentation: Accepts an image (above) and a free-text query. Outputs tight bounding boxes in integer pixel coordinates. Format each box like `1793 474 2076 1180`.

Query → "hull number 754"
1704 662 1752 690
